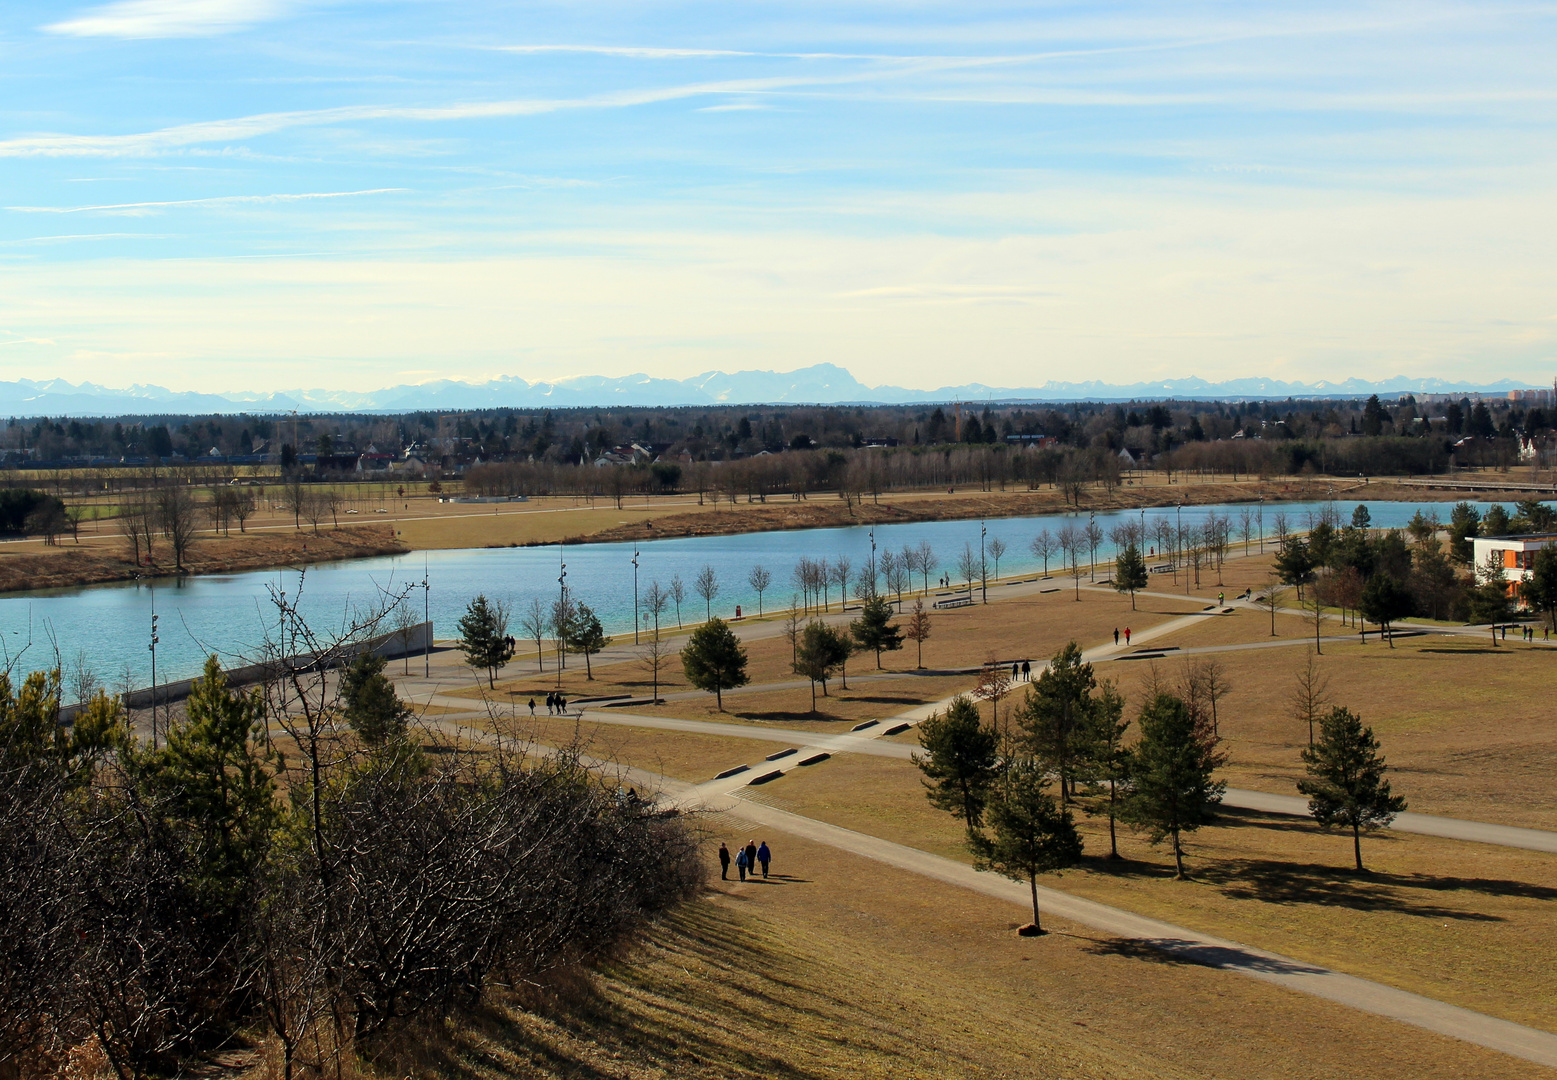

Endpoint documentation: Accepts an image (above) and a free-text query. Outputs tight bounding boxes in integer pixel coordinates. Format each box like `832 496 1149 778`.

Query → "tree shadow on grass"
1086 809 1549 919
1075 935 1328 976
736 710 852 724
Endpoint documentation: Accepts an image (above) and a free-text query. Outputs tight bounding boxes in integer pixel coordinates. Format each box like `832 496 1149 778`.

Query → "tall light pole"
421 554 430 678
868 529 877 599
980 520 988 603
631 545 640 645
556 544 568 685
148 606 159 750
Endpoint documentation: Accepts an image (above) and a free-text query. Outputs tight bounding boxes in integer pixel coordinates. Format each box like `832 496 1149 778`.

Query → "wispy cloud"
7 189 404 214
43 0 295 39
495 45 755 60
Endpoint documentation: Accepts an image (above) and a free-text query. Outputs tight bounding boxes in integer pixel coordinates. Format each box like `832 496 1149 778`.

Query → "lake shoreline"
539 476 1468 547
0 524 408 596
0 475 1520 595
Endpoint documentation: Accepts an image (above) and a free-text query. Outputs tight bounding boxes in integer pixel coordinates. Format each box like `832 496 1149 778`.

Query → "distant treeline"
1 392 1542 472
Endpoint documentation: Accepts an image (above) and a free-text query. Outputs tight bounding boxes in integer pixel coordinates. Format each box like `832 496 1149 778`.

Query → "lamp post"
421 556 431 678
148 607 159 750
868 529 877 599
632 546 640 645
980 520 988 603
557 544 568 685
1088 511 1096 581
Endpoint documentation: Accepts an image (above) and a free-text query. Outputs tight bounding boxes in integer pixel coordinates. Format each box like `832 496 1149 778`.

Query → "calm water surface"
0 499 1488 688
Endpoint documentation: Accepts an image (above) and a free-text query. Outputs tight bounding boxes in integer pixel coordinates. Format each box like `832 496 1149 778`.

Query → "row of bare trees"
465 443 1129 504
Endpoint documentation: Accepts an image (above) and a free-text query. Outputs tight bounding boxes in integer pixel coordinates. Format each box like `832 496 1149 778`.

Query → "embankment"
0 524 408 594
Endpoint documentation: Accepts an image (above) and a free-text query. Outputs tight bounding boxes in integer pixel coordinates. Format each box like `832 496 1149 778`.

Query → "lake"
0 498 1486 689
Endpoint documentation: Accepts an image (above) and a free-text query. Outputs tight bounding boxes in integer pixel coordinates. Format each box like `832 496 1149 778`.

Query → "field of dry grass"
305 825 1550 1080
739 754 1557 1033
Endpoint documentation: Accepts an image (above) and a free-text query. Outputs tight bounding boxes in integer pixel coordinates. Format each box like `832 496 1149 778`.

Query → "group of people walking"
718 839 772 882
528 692 570 716
1112 627 1133 646
1008 660 1032 682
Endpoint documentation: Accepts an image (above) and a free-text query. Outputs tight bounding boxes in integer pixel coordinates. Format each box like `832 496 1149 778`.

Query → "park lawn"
740 754 1557 1035
397 498 717 550
1134 634 1557 830
349 823 1552 1080
637 673 970 731
455 712 770 785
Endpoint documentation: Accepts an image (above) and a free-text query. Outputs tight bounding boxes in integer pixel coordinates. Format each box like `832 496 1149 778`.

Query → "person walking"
745 840 759 880
718 842 731 880
528 697 536 717
1218 591 1225 606
734 845 748 882
1021 660 1031 681
546 691 555 714
757 841 771 878
558 693 568 714
1113 628 1119 645
1011 662 1019 682
1124 627 1132 645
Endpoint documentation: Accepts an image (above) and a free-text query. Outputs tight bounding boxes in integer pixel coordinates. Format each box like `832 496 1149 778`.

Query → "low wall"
97 621 433 717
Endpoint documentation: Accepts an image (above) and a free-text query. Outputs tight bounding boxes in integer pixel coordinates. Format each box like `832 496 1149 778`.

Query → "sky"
2 0 1557 394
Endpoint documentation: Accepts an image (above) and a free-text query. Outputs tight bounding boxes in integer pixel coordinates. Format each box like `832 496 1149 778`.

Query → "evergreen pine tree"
793 621 851 711
131 655 276 927
339 651 411 745
1298 707 1407 871
1120 692 1225 879
1016 641 1097 801
971 759 1083 933
849 595 904 668
457 594 513 688
912 696 1000 829
679 617 750 710
567 602 612 679
1113 543 1148 609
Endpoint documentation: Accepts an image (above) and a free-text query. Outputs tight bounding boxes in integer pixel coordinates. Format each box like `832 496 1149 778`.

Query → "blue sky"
2 1 1556 392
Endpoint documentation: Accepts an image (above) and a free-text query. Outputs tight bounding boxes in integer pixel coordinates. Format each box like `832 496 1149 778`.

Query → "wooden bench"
933 595 974 609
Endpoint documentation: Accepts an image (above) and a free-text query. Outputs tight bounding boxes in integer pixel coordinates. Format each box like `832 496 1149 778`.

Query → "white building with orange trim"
1471 534 1557 601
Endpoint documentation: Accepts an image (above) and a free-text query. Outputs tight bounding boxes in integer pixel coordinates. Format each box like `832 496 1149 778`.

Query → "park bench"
934 595 974 609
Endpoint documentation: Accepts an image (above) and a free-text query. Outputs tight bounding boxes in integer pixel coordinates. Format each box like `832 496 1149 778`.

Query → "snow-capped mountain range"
0 366 1546 417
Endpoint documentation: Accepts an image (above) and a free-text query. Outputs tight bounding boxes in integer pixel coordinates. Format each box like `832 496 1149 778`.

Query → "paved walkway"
708 792 1557 1070
423 648 1557 1068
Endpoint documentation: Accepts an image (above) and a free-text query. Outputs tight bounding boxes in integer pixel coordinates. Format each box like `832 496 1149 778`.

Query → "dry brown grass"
263 823 1552 1080
455 711 782 784
741 753 1557 1033
1117 632 1557 829
0 524 405 593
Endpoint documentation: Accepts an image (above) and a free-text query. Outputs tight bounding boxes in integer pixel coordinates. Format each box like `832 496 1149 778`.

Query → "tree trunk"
1172 827 1186 879
1108 781 1120 859
1029 875 1042 931
1353 822 1364 872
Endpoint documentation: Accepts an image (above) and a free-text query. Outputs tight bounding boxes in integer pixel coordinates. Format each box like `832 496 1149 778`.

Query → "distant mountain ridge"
1 366 1546 417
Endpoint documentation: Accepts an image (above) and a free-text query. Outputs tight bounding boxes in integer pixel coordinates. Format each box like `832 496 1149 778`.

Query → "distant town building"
1471 533 1557 602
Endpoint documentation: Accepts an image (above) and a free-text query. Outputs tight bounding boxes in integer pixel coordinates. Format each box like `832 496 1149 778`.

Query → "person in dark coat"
756 841 771 878
1021 660 1031 681
744 840 758 878
718 842 731 880
528 698 536 716
558 694 568 714
546 692 555 714
734 845 748 882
